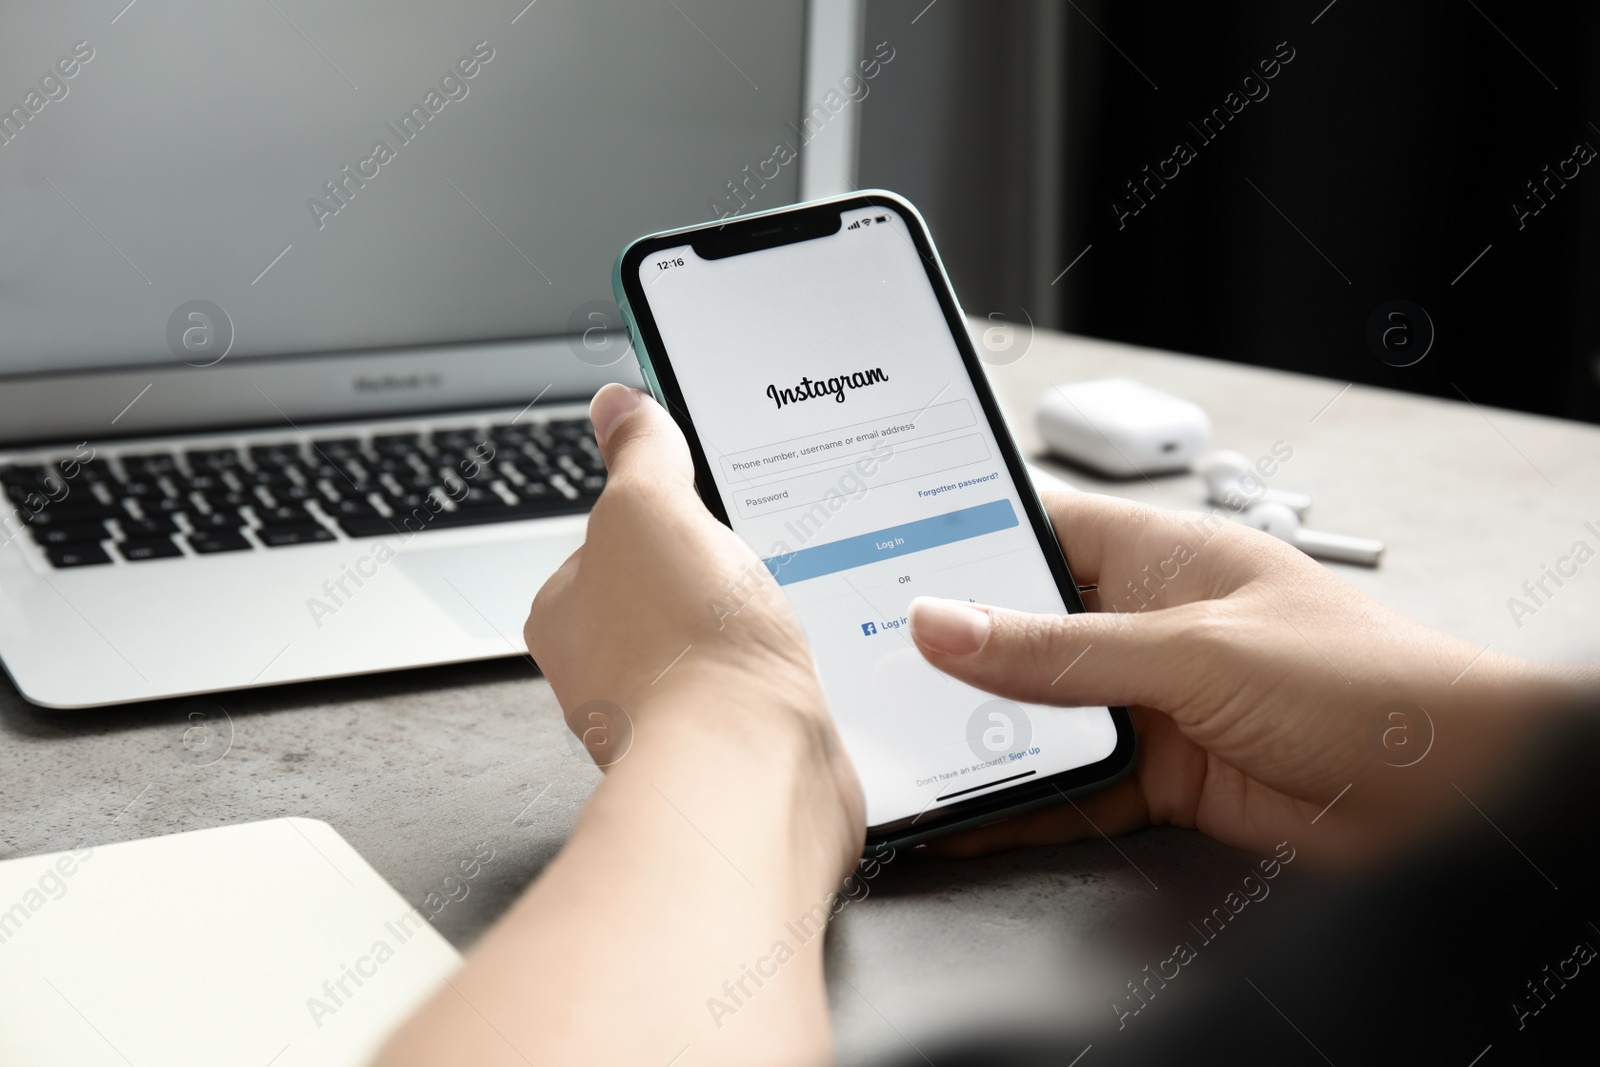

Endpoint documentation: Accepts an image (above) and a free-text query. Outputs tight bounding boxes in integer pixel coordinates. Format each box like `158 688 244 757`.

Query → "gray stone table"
4 328 1598 1065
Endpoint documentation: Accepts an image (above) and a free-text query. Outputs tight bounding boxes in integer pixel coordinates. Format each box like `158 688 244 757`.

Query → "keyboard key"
203 489 257 512
255 504 315 526
141 496 192 518
237 467 293 488
337 497 589 538
382 491 434 513
514 481 557 502
369 455 419 475
118 537 184 562
452 486 505 508
395 473 444 493
250 443 304 466
0 463 49 485
47 543 113 567
23 502 128 525
572 474 605 497
430 429 481 452
338 514 411 538
258 524 335 547
31 522 109 546
455 461 498 484
188 530 252 554
170 472 228 494
317 461 368 486
121 515 180 536
186 448 241 470
58 458 107 481
371 433 421 455
518 454 563 476
311 438 364 459
270 483 318 504
488 423 533 445
23 475 70 499
122 452 178 477
189 511 243 531
325 497 380 519
5 484 53 506
111 478 163 500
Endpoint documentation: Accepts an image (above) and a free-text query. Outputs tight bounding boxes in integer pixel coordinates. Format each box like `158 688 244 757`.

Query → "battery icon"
875 215 887 223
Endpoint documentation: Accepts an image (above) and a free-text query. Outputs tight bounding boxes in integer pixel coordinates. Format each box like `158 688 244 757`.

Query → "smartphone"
613 191 1135 846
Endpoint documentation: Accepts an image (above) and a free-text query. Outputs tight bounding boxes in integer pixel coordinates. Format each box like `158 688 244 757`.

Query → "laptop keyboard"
1 417 604 568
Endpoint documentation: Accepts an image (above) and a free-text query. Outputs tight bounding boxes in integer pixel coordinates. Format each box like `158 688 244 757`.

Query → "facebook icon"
861 622 877 636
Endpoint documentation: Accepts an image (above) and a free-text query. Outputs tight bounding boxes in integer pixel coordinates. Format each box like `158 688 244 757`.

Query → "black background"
861 0 1600 423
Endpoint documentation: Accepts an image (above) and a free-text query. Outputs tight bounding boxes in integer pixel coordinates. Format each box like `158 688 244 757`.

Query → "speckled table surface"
4 329 1598 1064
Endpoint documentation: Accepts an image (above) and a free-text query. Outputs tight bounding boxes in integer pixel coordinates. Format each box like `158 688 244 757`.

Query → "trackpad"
393 531 583 646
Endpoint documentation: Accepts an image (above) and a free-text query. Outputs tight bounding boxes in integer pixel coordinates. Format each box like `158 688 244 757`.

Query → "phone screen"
632 202 1118 830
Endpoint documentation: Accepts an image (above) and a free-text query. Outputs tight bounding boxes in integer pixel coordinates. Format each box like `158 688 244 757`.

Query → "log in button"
761 498 1018 586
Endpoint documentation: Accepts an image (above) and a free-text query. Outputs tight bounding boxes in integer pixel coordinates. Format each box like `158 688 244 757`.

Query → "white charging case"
1036 378 1212 478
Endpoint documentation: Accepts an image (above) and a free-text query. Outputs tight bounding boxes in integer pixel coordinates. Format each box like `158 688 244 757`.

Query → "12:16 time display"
655 257 686 271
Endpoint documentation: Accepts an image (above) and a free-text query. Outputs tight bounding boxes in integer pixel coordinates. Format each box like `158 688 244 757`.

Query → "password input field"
720 400 976 485
733 432 993 518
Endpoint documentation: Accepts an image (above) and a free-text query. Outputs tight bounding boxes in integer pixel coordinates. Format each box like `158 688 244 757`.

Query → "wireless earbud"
1199 450 1311 516
1241 501 1385 567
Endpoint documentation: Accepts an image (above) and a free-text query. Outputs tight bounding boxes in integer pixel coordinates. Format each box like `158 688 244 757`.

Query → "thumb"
588 383 695 491
907 595 1191 710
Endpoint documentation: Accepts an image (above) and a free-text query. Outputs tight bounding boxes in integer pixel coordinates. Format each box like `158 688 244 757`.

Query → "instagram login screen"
639 205 1116 827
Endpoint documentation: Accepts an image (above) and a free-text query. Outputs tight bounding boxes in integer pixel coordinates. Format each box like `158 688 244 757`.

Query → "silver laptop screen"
0 0 805 377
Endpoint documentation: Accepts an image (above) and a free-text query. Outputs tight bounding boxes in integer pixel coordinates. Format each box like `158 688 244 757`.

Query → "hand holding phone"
614 192 1135 846
525 382 867 866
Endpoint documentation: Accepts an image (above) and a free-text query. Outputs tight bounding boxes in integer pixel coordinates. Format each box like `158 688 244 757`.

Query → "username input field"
733 432 993 518
720 400 977 485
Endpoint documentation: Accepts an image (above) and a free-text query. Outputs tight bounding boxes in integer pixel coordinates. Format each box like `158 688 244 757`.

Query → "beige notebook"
0 818 461 1067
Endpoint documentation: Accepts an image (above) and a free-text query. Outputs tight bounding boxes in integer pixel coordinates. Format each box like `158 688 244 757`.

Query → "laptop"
0 0 862 708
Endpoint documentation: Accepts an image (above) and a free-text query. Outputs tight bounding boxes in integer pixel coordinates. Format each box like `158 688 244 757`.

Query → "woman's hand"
378 387 863 1067
525 383 864 876
908 492 1585 864
528 384 814 738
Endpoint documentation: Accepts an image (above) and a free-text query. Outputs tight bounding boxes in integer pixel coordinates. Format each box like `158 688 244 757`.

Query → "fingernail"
589 384 643 448
908 597 991 655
